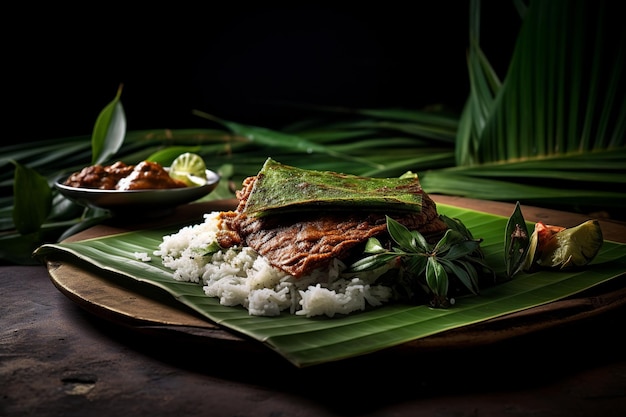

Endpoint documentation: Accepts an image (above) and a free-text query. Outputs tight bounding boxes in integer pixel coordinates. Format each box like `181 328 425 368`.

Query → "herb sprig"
348 215 493 308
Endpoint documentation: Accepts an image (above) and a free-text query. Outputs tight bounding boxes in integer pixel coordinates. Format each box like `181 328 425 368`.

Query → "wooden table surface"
2 196 626 417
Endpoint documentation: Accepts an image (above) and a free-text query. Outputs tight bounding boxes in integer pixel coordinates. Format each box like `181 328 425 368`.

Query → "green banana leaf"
34 203 626 368
243 158 425 216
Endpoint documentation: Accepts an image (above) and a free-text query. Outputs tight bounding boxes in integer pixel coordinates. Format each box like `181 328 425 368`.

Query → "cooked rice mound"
155 212 393 317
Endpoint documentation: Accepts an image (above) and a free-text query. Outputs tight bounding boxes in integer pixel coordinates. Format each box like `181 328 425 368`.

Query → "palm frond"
430 0 626 215
466 0 625 162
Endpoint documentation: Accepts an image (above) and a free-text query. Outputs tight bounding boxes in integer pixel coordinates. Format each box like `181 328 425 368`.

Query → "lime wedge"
523 219 603 271
169 153 207 186
542 219 603 269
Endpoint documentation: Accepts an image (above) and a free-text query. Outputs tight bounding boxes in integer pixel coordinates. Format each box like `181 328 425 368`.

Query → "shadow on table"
78 300 626 415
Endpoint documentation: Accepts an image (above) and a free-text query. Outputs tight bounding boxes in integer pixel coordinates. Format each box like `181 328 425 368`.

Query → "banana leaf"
34 203 626 367
243 158 425 216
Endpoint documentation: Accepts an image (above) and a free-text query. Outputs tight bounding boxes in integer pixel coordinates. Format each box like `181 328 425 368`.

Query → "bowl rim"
54 168 220 193
54 168 220 214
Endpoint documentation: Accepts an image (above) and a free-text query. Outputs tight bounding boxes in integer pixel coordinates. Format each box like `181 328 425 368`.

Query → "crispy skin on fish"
217 175 448 278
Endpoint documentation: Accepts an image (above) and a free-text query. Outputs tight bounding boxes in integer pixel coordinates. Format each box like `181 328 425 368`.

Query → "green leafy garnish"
504 201 530 279
91 84 126 165
203 241 224 256
349 215 492 308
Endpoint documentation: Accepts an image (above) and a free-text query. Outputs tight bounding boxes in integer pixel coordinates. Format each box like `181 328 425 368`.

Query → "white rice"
154 211 393 317
133 252 151 262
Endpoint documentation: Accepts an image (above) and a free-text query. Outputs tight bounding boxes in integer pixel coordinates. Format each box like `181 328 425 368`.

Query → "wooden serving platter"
46 196 626 353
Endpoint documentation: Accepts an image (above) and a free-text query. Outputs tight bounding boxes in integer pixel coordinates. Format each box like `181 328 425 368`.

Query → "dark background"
6 2 520 144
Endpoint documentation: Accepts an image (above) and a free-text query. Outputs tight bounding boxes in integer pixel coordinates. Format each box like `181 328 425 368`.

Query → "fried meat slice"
217 175 448 278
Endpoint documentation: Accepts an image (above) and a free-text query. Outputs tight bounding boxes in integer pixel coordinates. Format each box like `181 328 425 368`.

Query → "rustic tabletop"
2 196 626 417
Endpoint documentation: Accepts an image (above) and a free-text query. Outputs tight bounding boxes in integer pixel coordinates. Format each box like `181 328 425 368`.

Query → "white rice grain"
155 211 393 317
133 252 151 262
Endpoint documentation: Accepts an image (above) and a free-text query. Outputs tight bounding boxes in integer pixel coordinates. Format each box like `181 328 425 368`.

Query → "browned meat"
116 161 186 190
63 160 186 190
64 161 134 189
217 175 448 278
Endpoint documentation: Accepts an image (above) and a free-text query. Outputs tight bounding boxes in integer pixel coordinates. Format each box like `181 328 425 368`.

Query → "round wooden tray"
46 197 626 355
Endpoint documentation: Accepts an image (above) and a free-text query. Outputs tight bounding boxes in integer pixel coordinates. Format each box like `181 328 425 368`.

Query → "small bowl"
55 169 220 217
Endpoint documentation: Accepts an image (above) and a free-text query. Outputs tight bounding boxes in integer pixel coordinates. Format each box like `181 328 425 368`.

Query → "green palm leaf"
91 84 126 166
429 0 626 214
34 204 626 367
